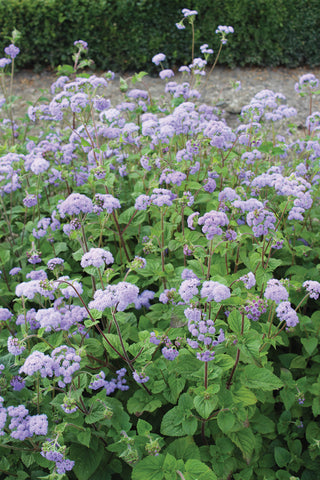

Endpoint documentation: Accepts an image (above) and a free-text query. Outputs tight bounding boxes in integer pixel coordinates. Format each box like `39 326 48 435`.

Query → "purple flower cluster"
196 210 229 239
276 302 299 327
47 257 64 271
41 439 75 474
240 272 256 290
133 371 149 383
246 208 276 237
184 307 225 361
80 248 114 268
264 279 289 304
57 193 93 218
179 278 201 302
0 308 13 321
19 345 81 387
201 281 231 302
7 405 48 440
7 336 26 356
88 282 139 311
303 280 320 299
244 297 267 321
93 193 121 214
89 368 129 394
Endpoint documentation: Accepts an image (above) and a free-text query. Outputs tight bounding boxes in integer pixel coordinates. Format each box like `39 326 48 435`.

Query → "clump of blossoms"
244 297 268 321
264 279 289 304
89 282 139 311
185 307 225 361
41 439 75 475
276 302 299 328
89 368 129 394
303 280 320 299
80 247 114 268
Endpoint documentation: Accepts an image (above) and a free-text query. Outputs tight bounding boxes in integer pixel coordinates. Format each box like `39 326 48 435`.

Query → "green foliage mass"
0 0 319 71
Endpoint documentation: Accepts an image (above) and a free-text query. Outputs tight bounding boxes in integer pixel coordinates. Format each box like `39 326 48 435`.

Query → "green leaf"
137 419 152 436
163 376 186 404
229 428 255 462
182 416 198 436
102 333 129 359
301 337 318 356
184 459 217 480
228 310 249 334
166 437 200 461
77 429 91 448
217 411 236 433
132 455 165 480
127 389 162 414
290 356 307 369
161 407 186 437
274 446 291 468
70 438 104 480
85 403 108 424
233 386 257 405
312 397 320 416
193 394 218 418
240 365 283 391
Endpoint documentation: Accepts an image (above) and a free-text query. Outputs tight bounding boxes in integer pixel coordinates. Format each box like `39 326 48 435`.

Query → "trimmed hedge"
0 0 319 72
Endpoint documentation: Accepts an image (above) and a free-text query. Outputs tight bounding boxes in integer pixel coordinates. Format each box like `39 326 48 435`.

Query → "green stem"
226 312 244 389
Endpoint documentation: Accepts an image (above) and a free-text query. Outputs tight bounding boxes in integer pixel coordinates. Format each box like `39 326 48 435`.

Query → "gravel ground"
7 65 320 129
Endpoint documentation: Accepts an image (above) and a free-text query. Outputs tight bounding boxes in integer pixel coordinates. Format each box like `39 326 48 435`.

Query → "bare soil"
7 65 320 129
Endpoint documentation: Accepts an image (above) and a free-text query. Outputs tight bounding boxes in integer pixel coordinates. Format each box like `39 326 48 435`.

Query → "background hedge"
0 0 319 72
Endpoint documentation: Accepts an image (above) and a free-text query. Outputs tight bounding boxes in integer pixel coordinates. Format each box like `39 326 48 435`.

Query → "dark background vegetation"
0 0 319 72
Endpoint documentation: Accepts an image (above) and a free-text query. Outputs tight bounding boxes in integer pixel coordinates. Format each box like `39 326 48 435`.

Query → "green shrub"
0 0 319 71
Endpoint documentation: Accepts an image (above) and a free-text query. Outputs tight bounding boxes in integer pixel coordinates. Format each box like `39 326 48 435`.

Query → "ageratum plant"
0 9 320 480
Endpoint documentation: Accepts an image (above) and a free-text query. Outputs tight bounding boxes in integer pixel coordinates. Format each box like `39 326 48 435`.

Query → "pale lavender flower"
159 69 174 80
51 345 81 388
162 347 179 360
152 53 166 65
133 371 149 383
0 308 13 321
9 267 21 276
150 188 177 207
55 276 83 299
10 375 25 391
29 414 48 436
134 290 155 309
80 248 114 268
93 97 111 112
0 58 11 68
19 351 54 378
246 208 276 237
240 272 256 289
74 40 88 50
23 194 39 208
264 279 289 304
276 301 299 327
4 44 20 58
135 194 151 210
198 210 229 239
30 156 50 174
179 278 200 302
57 193 93 218
47 257 64 271
182 8 198 17
187 211 199 230
89 282 139 311
201 281 231 302
93 193 121 214
295 73 319 93
127 89 149 100
303 280 320 299
7 337 25 356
